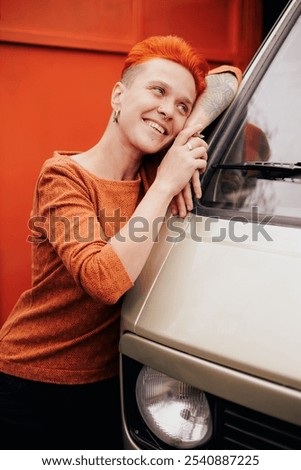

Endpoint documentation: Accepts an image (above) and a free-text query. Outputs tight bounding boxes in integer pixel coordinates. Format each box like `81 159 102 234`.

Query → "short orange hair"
121 35 208 96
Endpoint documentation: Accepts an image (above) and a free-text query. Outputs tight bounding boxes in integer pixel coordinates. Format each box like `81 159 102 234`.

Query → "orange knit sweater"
0 153 149 384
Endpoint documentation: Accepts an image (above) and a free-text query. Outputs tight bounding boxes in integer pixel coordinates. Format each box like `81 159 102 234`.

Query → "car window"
201 14 301 223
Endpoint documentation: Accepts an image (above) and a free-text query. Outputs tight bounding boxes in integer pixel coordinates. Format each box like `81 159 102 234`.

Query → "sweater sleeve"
209 65 242 84
34 160 133 305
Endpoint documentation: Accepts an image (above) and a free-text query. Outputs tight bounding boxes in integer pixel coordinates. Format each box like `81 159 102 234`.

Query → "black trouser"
0 372 123 450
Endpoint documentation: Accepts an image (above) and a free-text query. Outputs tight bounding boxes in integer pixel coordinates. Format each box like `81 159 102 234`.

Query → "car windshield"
201 14 301 222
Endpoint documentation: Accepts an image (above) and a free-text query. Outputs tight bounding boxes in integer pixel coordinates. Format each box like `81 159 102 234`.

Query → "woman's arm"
110 124 208 283
186 70 240 128
170 69 241 217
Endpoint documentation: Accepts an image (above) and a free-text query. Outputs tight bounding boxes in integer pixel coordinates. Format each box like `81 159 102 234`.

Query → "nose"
158 101 173 120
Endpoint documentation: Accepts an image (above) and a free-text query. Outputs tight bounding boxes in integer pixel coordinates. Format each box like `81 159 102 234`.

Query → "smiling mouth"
144 119 167 135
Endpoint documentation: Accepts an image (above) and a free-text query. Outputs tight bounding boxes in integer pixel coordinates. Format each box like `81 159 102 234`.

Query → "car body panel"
122 216 301 391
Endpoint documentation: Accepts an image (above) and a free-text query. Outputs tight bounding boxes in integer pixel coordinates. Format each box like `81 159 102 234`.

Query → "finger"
174 192 188 218
182 183 194 211
195 136 209 150
170 197 178 216
186 137 209 153
191 170 202 199
192 131 205 139
174 124 205 146
192 133 209 148
190 145 208 161
195 157 207 173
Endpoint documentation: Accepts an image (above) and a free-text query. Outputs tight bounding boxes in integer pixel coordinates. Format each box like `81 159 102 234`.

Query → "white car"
120 0 301 450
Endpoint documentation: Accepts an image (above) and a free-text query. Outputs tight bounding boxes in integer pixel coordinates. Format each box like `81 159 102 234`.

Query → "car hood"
121 215 301 391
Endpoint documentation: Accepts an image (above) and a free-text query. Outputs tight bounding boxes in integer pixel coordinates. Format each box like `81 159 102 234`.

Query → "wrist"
151 178 175 204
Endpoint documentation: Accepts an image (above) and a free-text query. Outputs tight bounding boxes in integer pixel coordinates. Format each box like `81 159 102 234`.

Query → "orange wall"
0 0 263 324
0 44 125 324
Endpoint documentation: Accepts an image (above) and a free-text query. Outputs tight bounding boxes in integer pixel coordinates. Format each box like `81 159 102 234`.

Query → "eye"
153 86 165 96
177 103 189 115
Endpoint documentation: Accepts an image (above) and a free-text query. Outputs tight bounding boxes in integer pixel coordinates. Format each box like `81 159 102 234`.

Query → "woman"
0 35 241 449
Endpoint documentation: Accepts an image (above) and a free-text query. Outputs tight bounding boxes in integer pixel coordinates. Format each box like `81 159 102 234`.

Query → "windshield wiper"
212 161 301 179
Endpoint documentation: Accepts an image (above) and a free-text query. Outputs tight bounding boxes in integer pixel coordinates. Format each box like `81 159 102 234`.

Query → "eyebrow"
147 80 194 107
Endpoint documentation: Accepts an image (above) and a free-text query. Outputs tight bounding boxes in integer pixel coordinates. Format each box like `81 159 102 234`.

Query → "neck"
75 126 144 181
104 130 145 180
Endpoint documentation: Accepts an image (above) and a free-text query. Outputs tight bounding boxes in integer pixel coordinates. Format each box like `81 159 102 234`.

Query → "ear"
111 81 126 108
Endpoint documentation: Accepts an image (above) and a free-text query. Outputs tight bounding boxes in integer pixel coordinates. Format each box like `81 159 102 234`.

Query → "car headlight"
136 366 212 449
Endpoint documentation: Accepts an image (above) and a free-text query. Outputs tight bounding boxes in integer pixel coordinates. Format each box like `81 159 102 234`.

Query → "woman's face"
114 58 197 155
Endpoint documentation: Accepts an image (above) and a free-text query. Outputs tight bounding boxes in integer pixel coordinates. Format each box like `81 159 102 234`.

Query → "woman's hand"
169 132 207 218
155 125 208 207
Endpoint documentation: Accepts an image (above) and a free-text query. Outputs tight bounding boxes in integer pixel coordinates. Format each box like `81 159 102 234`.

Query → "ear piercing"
113 110 120 123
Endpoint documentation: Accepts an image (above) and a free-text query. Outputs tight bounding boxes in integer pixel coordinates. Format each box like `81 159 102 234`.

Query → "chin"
139 143 164 156
147 138 172 155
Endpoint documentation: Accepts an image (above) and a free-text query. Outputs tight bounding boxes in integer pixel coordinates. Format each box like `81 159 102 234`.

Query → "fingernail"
193 132 205 139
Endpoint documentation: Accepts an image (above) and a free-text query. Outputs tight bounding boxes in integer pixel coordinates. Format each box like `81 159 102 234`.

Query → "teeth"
145 120 165 134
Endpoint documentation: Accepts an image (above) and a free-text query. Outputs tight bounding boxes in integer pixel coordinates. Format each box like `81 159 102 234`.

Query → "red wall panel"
142 0 263 69
0 0 143 52
0 44 125 323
